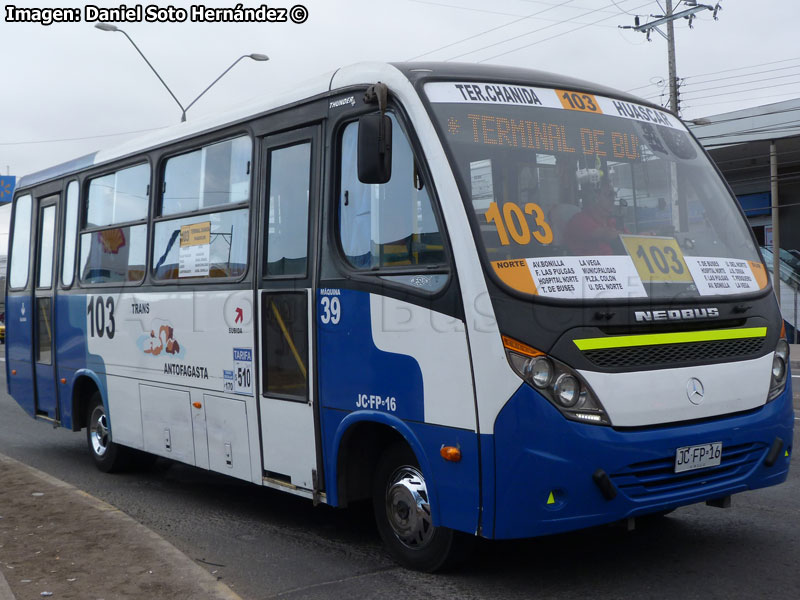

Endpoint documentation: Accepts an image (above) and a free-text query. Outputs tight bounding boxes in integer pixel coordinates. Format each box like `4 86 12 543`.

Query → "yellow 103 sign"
621 235 693 283
485 201 553 246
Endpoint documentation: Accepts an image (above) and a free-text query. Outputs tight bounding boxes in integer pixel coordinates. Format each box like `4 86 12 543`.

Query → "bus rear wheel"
372 443 471 572
86 393 129 473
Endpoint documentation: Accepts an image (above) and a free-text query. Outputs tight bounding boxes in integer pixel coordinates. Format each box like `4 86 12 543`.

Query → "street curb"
0 453 243 600
0 569 14 600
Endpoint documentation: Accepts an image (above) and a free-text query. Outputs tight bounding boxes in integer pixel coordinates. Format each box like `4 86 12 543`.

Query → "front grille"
582 337 765 369
609 442 766 500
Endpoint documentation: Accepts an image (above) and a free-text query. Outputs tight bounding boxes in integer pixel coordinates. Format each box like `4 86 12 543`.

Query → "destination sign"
426 82 677 128
460 112 642 160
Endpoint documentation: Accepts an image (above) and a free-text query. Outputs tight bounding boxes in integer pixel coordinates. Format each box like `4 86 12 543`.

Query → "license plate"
674 442 722 473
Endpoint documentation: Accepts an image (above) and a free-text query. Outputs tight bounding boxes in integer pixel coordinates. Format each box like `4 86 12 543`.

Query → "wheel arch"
70 370 105 432
330 412 440 522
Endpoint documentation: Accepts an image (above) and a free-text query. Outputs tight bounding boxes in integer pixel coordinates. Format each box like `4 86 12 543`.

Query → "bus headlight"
503 335 610 425
768 337 790 401
529 357 554 388
553 374 580 407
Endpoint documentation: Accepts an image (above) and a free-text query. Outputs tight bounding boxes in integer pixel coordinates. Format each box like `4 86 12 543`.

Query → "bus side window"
79 163 150 285
265 142 311 277
9 194 33 289
338 115 445 272
153 136 251 281
61 181 79 287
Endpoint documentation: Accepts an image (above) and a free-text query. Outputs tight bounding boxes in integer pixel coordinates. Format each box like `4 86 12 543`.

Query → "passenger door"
33 196 59 419
256 126 321 493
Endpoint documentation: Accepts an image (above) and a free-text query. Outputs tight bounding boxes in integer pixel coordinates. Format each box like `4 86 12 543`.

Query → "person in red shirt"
565 180 623 256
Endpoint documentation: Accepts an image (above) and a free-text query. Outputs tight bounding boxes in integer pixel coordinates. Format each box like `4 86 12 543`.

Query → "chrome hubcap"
90 406 110 457
385 465 435 549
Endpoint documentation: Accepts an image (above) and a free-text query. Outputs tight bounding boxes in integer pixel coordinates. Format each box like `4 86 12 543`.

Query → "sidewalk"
791 344 800 372
0 454 241 600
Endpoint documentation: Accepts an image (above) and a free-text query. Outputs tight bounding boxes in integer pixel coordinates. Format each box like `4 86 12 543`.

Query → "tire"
372 443 473 572
86 392 130 473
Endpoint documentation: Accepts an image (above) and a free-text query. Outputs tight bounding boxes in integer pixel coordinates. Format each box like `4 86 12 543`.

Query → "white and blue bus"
6 62 793 571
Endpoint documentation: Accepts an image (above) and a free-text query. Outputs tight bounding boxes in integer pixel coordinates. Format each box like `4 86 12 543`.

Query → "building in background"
689 98 800 249
690 99 800 341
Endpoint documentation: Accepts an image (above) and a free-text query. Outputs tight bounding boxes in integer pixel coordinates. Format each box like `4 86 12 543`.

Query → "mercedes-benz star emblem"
686 377 705 405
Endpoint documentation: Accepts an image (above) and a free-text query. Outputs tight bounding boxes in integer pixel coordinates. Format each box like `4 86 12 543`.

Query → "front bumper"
488 376 793 539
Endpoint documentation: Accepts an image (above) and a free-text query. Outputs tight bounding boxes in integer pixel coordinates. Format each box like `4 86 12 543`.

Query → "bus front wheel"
86 393 129 473
372 443 471 572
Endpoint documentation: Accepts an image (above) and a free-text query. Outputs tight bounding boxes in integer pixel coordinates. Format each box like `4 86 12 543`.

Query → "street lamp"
94 23 268 122
182 54 269 122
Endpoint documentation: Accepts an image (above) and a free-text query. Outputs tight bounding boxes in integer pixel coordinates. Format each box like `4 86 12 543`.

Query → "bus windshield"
425 81 765 301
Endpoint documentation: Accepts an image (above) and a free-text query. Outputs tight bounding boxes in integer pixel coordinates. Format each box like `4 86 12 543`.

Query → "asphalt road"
0 365 798 599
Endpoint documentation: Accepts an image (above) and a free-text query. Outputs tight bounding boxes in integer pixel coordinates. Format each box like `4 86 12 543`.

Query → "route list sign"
179 221 211 278
527 256 646 299
683 257 760 295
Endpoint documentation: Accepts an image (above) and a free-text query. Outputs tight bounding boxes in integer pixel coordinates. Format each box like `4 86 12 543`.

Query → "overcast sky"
1 0 798 178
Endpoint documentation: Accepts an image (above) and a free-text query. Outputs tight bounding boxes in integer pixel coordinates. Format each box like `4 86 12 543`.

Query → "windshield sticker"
470 159 494 208
621 235 693 284
425 82 677 129
527 256 646 299
683 257 762 296
491 259 538 295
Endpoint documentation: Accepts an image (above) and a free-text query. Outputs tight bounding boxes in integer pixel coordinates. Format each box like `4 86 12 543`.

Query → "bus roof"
17 62 657 191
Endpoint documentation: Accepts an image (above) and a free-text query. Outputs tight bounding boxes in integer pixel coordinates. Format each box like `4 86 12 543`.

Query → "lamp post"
181 53 269 122
94 23 268 122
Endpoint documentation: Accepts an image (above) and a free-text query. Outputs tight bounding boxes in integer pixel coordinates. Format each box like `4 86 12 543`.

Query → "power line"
689 106 800 127
448 0 630 61
475 1 653 63
626 57 800 94
0 126 168 147
681 71 800 96
684 90 800 110
408 1 533 19
407 0 579 61
515 0 623 14
694 121 800 142
610 0 637 14
682 55 800 82
409 0 618 26
686 63 800 87
682 79 800 102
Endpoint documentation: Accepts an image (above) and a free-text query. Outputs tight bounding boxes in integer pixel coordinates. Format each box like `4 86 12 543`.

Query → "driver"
565 179 624 256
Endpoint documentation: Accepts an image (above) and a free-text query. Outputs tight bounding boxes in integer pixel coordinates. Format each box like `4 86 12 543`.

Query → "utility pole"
620 1 721 115
666 0 678 114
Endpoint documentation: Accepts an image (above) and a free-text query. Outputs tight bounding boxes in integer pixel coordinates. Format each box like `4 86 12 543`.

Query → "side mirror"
357 114 392 184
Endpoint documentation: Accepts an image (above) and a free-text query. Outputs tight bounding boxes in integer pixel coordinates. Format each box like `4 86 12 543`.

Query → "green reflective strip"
574 327 767 351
